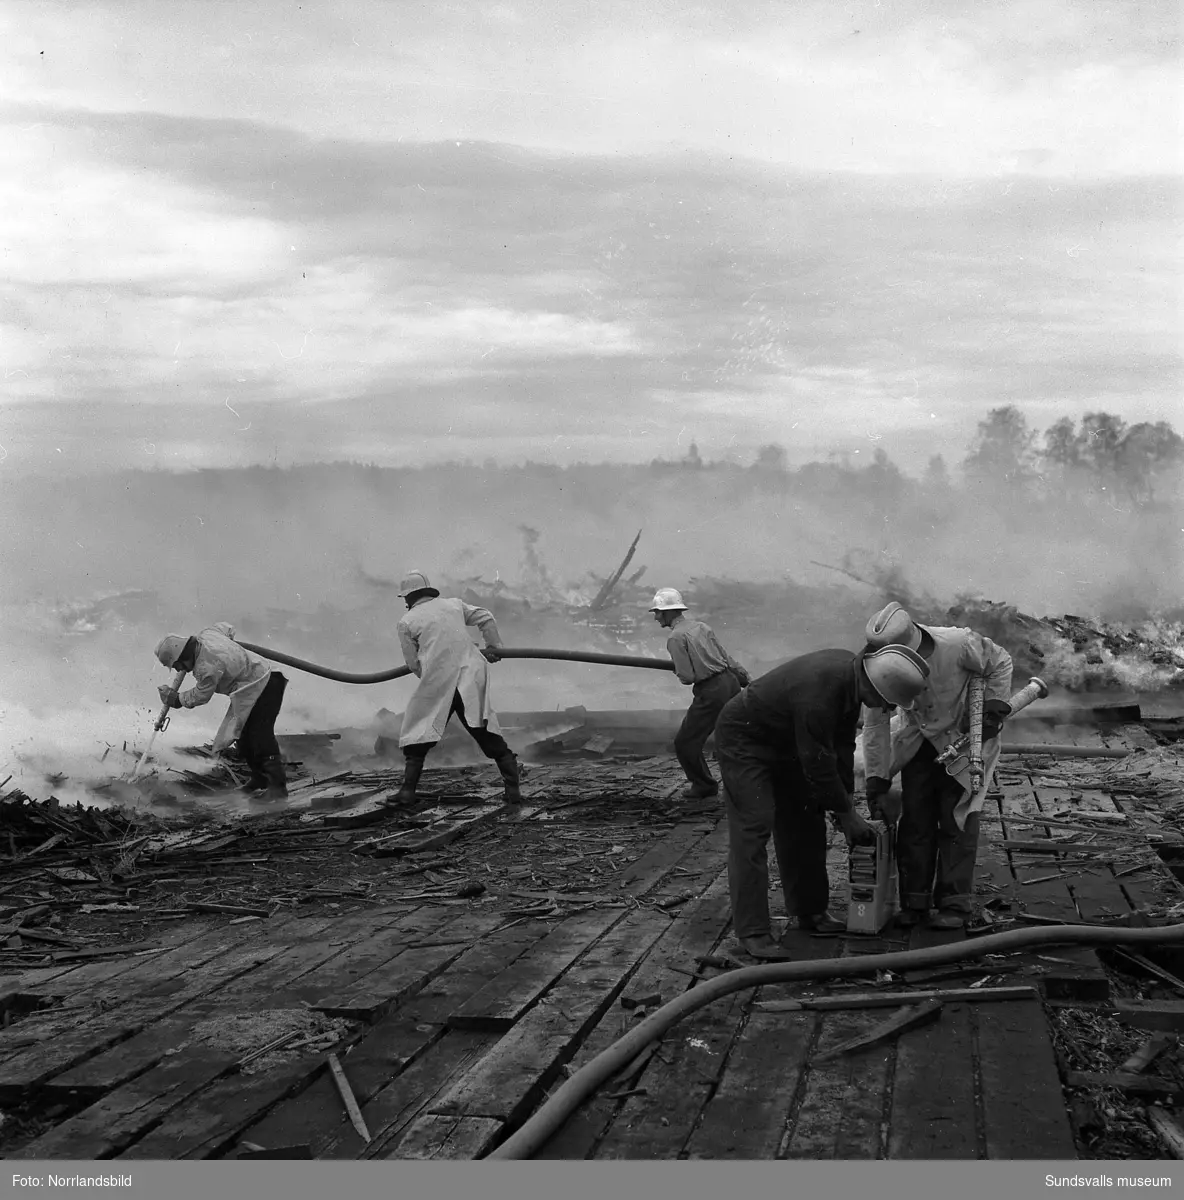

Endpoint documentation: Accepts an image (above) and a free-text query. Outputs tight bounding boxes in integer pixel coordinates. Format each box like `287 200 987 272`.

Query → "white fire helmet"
397 571 440 598
155 635 187 670
648 588 688 613
862 645 930 708
865 601 923 652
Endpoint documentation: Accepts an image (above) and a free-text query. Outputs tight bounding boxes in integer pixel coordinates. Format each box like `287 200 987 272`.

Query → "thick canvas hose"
487 921 1184 1160
237 643 676 683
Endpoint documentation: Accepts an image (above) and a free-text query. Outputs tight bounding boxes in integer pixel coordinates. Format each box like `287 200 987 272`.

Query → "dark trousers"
674 670 743 790
404 691 511 762
239 673 287 777
715 697 830 939
898 739 981 915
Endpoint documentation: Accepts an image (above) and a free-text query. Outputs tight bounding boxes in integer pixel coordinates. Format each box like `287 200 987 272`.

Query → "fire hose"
235 643 677 683
487 920 1184 1160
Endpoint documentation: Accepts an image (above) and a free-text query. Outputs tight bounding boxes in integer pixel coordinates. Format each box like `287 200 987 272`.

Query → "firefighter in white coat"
388 571 521 807
861 602 1013 929
154 622 289 799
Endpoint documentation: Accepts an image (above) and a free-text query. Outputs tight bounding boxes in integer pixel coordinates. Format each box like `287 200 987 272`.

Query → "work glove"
733 667 751 687
482 647 503 663
835 809 876 848
865 776 901 825
157 684 182 708
981 698 1012 742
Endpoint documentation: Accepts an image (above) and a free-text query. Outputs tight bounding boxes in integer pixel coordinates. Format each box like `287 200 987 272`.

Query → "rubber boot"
385 757 425 808
494 753 522 804
258 755 288 801
239 773 267 794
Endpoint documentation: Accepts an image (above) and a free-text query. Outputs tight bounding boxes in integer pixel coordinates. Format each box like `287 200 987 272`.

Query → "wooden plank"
594 987 747 1160
814 1000 944 1063
395 1114 503 1160
782 1007 893 1159
1113 1000 1184 1032
117 1046 346 1160
1068 869 1135 923
13 1036 249 1160
0 919 212 993
888 1002 978 1158
373 804 504 856
619 823 710 897
681 1009 812 1159
46 912 426 1098
325 1033 500 1160
1065 1070 1183 1098
1146 1107 1184 1158
7 917 283 1016
179 916 351 1005
532 871 733 1159
260 908 450 1007
0 938 292 1098
242 917 554 1159
448 908 621 1031
976 999 1077 1158
428 910 670 1127
306 912 511 1020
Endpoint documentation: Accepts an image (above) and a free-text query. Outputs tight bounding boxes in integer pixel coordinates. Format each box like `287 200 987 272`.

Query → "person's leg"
896 740 944 923
240 674 288 798
770 759 839 932
716 709 789 959
386 741 434 806
453 693 520 802
930 769 981 927
673 673 738 796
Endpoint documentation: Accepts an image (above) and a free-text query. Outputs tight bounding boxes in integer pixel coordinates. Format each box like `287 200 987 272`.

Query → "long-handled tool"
935 675 1049 787
127 668 186 782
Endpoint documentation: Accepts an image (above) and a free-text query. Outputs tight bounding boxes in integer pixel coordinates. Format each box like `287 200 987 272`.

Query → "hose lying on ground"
486 920 1184 1160
1002 744 1129 758
237 643 676 684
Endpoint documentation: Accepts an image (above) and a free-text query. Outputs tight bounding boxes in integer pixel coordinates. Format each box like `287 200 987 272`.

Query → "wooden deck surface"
1 719 1179 1161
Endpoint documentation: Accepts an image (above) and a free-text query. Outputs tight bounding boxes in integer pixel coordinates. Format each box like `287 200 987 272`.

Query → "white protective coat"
396 597 502 747
176 623 272 752
862 623 1013 829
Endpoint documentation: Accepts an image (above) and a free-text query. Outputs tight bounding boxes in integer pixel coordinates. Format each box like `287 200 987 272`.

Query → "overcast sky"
1 0 1180 475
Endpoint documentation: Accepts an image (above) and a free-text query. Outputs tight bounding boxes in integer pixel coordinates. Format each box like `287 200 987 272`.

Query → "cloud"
2 1 1179 175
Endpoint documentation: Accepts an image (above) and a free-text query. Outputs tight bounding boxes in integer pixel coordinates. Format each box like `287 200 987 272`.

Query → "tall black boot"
494 752 522 804
384 757 425 807
258 755 288 801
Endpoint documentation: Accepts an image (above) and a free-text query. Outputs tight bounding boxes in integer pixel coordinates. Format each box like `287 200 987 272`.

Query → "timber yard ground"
1 699 1184 1162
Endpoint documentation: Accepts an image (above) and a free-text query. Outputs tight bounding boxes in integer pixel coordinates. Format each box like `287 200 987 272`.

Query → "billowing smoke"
1 454 1180 803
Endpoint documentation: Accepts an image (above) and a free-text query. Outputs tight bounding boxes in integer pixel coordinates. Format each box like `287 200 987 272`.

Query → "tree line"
963 406 1183 503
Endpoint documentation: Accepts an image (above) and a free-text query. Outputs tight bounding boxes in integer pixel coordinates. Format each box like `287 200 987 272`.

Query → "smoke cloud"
2 454 1181 802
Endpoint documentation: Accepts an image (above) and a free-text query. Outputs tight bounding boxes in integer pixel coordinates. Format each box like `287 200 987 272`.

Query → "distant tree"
1077 411 1128 476
684 441 703 468
1117 420 1184 504
963 406 1039 486
923 453 951 490
862 447 907 497
1042 417 1082 473
753 443 788 472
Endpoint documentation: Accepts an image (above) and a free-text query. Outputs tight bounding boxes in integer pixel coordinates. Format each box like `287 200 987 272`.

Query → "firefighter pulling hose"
131 571 676 794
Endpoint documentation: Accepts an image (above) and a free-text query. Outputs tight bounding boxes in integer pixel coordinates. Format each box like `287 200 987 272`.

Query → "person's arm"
795 705 876 845
959 631 1014 737
861 703 893 785
715 634 751 684
178 656 219 708
398 624 422 677
461 602 503 659
792 705 854 814
666 632 696 685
